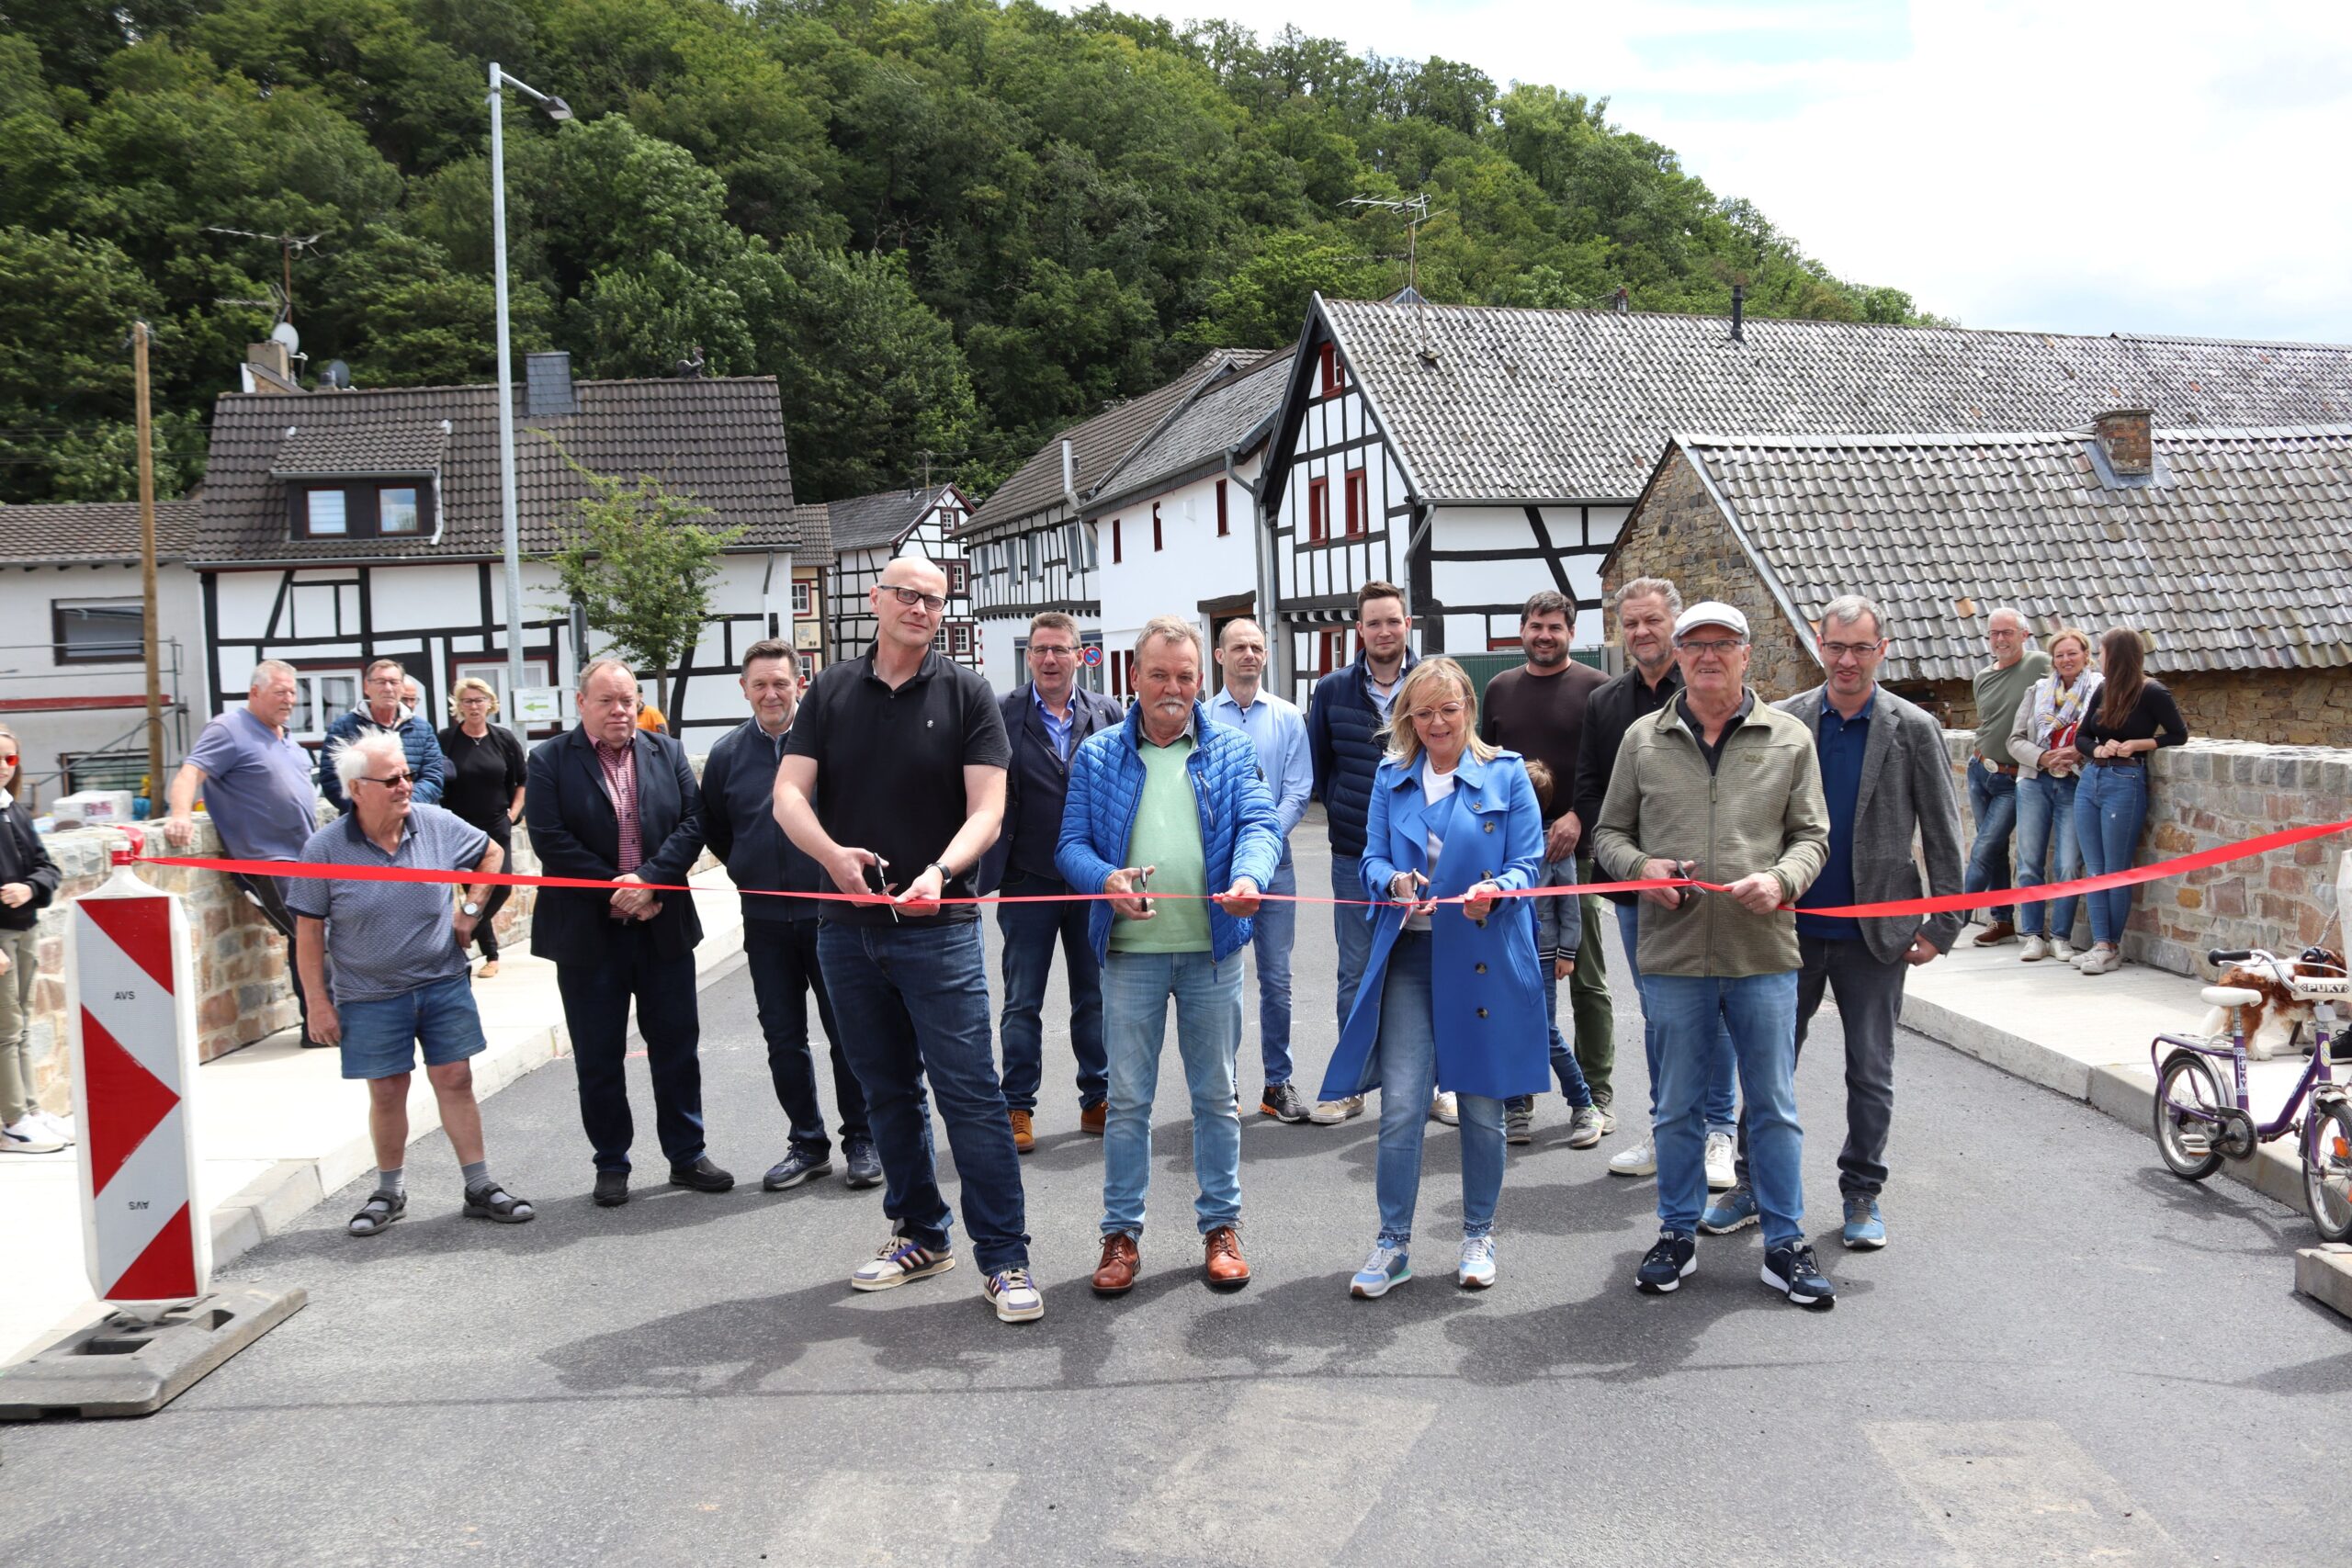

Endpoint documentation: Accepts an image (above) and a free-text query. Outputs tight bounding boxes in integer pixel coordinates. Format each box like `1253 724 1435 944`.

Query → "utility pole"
131 321 163 804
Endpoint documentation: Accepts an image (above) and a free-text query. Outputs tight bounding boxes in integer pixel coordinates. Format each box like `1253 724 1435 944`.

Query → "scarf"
2030 671 2101 773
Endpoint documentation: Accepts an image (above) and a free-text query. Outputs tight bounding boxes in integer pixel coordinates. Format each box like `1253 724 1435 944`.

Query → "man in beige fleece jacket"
1593 602 1838 1308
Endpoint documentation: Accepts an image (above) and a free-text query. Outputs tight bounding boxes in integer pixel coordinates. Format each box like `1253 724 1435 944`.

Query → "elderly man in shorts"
291 730 532 1235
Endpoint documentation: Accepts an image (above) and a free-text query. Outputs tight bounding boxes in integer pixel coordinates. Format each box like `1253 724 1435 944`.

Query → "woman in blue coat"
1319 657 1548 1297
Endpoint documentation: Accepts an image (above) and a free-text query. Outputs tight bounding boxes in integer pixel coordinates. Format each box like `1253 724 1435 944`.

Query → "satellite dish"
270 320 300 355
322 360 352 389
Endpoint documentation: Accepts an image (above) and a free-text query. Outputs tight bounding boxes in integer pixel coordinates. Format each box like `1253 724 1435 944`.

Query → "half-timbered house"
192 351 811 748
1258 294 2352 704
820 484 978 671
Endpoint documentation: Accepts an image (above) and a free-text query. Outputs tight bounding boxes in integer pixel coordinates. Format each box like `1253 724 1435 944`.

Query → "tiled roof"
1656 424 2352 682
270 422 448 477
0 499 203 564
1090 350 1295 513
1316 297 2352 502
825 486 944 554
789 502 831 566
197 377 797 564
960 350 1272 539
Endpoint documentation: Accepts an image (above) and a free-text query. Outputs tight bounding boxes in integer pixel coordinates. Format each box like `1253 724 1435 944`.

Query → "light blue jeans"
1964 756 2019 926
1252 857 1298 1087
2015 771 2083 941
2074 762 2151 946
1372 934 1506 1248
1101 949 1245 1238
1617 901 1737 1134
1645 970 1804 1248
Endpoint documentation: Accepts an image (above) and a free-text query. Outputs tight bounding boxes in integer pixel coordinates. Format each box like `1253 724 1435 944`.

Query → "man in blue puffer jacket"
1303 581 1417 1123
1057 616 1281 1298
319 658 447 813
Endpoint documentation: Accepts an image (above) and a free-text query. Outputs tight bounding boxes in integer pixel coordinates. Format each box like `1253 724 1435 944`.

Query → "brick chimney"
243 341 300 394
2092 408 2154 476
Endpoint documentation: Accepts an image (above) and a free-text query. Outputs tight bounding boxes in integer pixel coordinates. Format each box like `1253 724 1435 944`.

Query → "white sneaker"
2 1120 64 1155
1430 1091 1459 1125
1703 1130 1736 1191
2051 937 2079 962
1309 1094 1365 1126
1608 1137 1657 1178
30 1110 75 1145
2080 946 2122 976
2019 935 2050 962
982 1268 1044 1323
1456 1235 1497 1290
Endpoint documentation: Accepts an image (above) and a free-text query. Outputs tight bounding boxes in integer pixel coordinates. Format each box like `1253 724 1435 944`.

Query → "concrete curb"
2294 1245 2352 1321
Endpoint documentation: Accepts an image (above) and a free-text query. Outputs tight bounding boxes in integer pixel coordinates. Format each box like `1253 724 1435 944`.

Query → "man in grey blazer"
1705 594 1965 1250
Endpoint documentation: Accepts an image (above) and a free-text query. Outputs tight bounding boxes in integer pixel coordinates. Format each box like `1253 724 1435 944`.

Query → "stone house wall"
1909 670 2352 750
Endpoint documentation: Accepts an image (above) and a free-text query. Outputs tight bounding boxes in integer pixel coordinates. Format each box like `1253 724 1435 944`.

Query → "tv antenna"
205 228 325 323
1342 194 1445 358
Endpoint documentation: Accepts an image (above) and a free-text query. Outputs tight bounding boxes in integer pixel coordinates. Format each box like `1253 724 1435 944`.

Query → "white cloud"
1079 1 2352 341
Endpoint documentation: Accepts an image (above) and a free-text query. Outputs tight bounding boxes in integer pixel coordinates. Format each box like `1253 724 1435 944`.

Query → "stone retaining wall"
14 816 539 1117
1941 734 2348 976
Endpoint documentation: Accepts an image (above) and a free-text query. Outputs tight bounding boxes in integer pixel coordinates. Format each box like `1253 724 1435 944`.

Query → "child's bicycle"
2150 946 2352 1241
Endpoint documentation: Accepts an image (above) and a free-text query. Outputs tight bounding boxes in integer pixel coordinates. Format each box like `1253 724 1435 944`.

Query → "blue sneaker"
1634 1230 1696 1294
1350 1244 1411 1298
763 1147 831 1191
1699 1183 1759 1235
1841 1196 1886 1249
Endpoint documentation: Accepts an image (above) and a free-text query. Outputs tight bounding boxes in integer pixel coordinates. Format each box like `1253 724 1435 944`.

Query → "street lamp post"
487 62 571 738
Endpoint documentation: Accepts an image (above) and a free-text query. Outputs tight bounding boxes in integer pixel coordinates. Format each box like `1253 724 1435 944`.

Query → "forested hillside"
0 0 1935 507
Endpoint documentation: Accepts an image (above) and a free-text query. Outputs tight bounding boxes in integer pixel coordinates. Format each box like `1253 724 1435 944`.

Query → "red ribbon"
134 812 2352 920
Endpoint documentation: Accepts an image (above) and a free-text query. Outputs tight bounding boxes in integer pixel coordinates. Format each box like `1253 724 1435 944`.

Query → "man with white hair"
289 730 530 1235
1962 607 2049 946
166 660 332 1046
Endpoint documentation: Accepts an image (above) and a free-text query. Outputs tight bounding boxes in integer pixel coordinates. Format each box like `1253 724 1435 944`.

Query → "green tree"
541 442 745 714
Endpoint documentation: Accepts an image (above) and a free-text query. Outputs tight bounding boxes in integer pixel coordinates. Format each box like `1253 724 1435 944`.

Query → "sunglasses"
358 772 415 789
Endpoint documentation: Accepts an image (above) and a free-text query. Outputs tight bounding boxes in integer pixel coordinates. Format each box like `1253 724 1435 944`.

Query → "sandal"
463 1183 536 1224
348 1191 406 1236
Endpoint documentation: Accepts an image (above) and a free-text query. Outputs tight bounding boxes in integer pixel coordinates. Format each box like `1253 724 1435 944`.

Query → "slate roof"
1310 297 2352 503
270 422 448 477
788 502 831 567
1645 424 2352 682
197 377 797 565
825 486 944 555
960 350 1273 540
1089 350 1295 513
0 500 203 565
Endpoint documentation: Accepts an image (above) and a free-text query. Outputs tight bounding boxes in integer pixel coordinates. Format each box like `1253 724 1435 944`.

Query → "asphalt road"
5 832 2348 1567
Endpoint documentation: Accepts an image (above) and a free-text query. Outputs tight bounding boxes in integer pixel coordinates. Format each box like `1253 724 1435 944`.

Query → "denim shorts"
336 975 487 1080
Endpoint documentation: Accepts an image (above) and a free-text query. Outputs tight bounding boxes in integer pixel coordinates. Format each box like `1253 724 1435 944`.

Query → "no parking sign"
1081 645 1103 668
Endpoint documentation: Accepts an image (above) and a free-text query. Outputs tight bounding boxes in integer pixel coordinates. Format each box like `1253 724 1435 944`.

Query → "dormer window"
292 480 436 539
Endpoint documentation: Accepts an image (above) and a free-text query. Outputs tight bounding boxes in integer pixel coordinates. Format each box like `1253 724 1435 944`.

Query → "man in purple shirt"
165 660 331 1047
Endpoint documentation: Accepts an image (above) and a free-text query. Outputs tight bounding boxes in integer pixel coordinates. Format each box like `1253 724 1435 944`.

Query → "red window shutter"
1113 516 1123 563
1152 502 1163 552
1318 342 1339 396
1308 478 1329 542
1216 479 1229 536
1345 468 1366 536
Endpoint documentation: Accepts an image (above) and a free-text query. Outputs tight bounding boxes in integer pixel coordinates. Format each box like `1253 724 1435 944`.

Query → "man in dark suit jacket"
527 658 731 1206
976 612 1125 1151
1711 594 1965 1253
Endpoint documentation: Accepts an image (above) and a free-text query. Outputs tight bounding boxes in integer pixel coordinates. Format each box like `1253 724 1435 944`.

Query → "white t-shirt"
1404 761 1456 931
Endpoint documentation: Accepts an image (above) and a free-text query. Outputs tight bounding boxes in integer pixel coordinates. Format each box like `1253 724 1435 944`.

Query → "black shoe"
763 1148 831 1191
1762 1243 1837 1309
1260 1081 1311 1122
593 1169 629 1207
842 1139 883 1189
300 1037 335 1050
669 1156 735 1193
1634 1230 1697 1294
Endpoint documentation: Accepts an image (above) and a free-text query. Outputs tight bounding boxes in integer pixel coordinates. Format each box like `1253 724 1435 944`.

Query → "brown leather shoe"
1079 1101 1107 1136
1203 1224 1251 1291
1008 1109 1035 1155
1092 1232 1140 1295
1973 920 2018 947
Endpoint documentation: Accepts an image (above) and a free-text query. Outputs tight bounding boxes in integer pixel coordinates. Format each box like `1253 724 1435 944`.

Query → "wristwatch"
460 900 482 917
926 861 953 885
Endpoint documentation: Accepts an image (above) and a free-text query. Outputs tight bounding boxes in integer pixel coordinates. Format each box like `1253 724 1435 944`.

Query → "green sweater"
1112 732 1211 953
1972 650 2050 762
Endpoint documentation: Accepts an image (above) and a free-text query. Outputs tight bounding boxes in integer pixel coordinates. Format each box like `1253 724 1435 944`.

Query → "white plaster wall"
1096 459 1262 665
0 561 204 801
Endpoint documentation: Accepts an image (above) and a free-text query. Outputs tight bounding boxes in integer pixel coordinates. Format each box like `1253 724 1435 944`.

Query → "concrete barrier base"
0 1286 308 1420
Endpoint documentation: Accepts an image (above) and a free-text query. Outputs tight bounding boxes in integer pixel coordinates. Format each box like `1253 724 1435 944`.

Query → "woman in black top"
0 723 67 1150
437 680 527 976
2069 627 2188 974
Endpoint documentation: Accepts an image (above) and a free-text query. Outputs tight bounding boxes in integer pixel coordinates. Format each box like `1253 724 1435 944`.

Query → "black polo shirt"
784 646 1010 926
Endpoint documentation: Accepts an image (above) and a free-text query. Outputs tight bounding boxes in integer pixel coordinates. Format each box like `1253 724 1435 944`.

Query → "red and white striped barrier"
65 850 208 1306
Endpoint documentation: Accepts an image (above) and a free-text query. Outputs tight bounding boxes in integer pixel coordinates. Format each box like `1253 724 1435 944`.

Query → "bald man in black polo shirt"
773 557 1041 1325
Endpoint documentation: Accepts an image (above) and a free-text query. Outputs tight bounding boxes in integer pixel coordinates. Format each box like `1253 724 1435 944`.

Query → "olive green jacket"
1590 691 1830 978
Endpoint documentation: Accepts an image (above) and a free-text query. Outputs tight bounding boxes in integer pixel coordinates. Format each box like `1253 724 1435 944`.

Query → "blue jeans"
994 874 1107 1113
742 918 868 1155
1964 756 2019 925
1100 949 1245 1238
816 920 1030 1273
1645 971 1804 1248
1507 970 1594 1113
1616 901 1736 1133
556 931 705 1174
2074 763 2151 946
1250 858 1298 1086
1330 853 1374 1035
2014 772 2083 941
1372 934 1507 1247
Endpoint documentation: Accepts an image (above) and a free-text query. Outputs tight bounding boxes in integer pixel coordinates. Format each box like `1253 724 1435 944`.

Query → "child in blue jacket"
1507 761 1603 1148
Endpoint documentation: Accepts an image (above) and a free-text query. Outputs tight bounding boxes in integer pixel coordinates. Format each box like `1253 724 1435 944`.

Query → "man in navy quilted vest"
1057 616 1282 1297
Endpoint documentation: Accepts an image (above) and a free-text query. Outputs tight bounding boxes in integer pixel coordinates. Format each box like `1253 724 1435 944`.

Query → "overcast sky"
1086 0 2352 343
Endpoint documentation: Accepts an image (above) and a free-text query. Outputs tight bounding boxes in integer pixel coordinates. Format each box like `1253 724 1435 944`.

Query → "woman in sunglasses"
0 725 68 1154
1317 659 1548 1297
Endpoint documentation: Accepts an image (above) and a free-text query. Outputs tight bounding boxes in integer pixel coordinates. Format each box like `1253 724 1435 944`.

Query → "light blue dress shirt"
1208 684 1313 863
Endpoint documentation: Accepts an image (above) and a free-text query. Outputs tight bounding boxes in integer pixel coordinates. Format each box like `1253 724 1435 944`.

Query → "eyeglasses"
1821 640 1884 659
1406 701 1467 724
1986 627 2023 640
881 585 947 614
1029 645 1078 659
358 772 415 789
1678 638 1746 657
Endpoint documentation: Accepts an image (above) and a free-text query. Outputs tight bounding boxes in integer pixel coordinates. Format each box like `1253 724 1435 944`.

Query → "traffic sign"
1081 645 1103 667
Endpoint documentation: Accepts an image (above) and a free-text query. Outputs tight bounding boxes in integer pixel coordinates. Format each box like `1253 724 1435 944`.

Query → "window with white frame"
288 671 361 740
791 580 813 616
